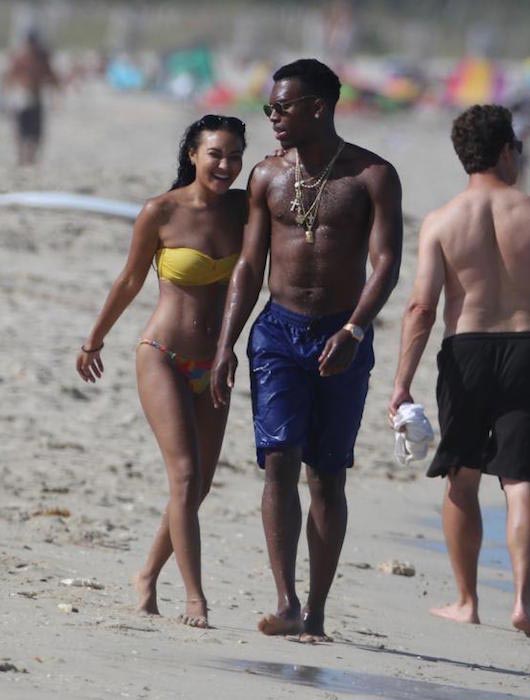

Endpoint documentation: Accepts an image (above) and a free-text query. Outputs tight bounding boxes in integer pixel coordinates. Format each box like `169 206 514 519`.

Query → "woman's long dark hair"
169 114 246 190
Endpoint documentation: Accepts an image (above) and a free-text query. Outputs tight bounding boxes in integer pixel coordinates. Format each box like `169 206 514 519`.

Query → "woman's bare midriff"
140 280 227 359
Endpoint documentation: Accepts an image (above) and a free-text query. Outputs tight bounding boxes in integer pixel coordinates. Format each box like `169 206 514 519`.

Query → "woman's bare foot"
133 572 160 615
430 601 480 624
177 598 209 629
258 605 303 636
512 606 530 636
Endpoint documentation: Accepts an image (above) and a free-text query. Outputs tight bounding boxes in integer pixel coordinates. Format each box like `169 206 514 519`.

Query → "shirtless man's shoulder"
422 188 484 238
427 186 530 234
253 152 293 177
342 141 389 165
423 197 460 229
339 142 401 202
251 144 398 192
493 186 530 216
247 154 295 204
342 141 397 172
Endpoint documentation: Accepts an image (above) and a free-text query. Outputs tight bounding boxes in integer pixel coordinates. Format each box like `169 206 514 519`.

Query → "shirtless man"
389 105 530 635
3 31 59 165
212 58 402 642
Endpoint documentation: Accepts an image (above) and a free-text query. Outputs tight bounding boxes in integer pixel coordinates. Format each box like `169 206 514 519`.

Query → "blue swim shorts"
247 300 375 473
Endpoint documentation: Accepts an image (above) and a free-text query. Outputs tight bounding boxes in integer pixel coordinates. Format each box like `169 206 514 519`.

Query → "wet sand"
1 85 529 699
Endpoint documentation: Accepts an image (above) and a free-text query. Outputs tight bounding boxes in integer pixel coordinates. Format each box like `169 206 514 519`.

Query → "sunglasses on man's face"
263 95 318 118
512 138 523 155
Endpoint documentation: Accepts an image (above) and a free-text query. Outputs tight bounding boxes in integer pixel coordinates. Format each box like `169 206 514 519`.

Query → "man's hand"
211 346 238 408
388 385 414 426
318 329 359 376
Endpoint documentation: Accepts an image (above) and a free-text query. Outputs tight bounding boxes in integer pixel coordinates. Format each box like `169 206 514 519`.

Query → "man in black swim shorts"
390 104 530 635
212 58 402 642
4 31 59 165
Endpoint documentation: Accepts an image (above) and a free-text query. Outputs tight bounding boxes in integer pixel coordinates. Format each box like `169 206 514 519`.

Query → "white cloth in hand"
393 402 434 466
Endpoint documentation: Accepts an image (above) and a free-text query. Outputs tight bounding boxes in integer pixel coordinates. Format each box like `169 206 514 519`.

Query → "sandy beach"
1 84 529 699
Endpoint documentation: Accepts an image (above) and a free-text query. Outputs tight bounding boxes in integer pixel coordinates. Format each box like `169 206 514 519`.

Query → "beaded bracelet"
81 342 104 353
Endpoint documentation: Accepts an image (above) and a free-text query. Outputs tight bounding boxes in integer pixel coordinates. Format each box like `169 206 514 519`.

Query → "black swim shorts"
15 104 42 141
428 331 530 481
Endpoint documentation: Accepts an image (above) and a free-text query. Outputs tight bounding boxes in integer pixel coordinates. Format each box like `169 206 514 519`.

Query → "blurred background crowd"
2 0 530 118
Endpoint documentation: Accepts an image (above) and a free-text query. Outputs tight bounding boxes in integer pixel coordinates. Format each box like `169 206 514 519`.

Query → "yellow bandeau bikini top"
156 247 238 286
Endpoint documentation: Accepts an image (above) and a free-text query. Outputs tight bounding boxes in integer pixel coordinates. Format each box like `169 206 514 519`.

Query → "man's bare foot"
133 572 160 615
258 612 303 636
177 598 209 629
512 607 530 636
430 601 480 624
286 632 333 644
286 607 332 643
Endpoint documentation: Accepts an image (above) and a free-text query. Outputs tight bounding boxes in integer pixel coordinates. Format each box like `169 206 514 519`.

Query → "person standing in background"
3 30 60 165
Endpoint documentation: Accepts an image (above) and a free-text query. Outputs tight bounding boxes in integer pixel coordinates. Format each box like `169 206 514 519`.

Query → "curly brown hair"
451 105 514 174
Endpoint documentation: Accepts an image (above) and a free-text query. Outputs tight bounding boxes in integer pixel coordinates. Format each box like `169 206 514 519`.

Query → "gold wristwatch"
342 322 365 342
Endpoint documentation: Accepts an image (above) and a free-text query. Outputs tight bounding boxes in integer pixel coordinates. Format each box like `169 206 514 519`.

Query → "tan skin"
211 77 402 642
390 141 530 634
77 129 246 628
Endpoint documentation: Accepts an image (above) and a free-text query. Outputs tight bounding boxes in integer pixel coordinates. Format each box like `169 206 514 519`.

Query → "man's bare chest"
267 175 371 230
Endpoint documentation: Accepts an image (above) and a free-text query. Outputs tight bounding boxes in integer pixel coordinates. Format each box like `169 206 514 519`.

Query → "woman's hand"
76 344 104 383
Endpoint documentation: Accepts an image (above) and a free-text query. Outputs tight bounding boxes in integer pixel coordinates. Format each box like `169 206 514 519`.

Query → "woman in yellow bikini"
76 115 247 627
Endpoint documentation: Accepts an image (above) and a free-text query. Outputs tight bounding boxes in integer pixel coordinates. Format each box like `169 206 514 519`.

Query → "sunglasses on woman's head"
263 95 318 118
197 114 246 134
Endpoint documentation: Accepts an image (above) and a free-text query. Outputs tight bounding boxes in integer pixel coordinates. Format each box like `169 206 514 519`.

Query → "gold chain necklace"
290 139 344 243
297 162 334 189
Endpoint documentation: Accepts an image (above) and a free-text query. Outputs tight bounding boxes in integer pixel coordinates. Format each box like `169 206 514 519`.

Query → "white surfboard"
0 191 142 221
